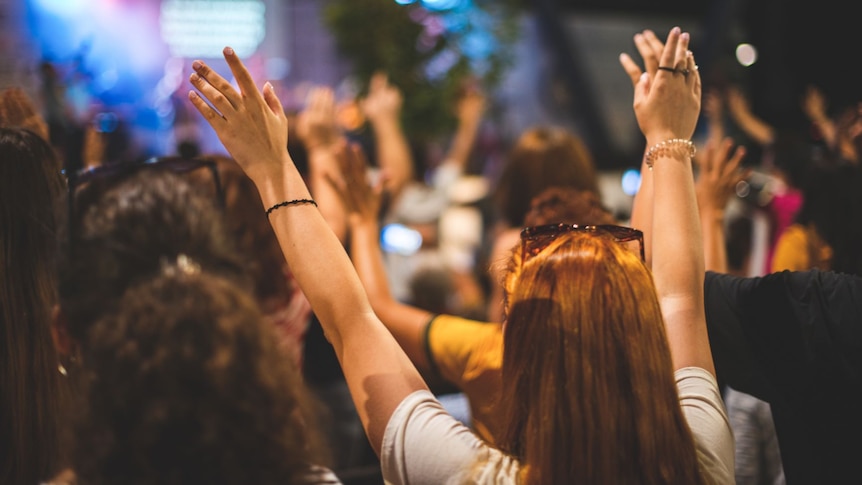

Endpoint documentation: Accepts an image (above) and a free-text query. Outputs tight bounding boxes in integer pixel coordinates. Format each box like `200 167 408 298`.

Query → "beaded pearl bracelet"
644 138 696 169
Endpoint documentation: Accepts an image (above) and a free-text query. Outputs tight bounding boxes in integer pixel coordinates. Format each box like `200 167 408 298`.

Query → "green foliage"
323 0 521 141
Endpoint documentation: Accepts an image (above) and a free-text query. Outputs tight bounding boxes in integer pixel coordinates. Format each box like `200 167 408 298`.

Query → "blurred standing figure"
485 125 601 322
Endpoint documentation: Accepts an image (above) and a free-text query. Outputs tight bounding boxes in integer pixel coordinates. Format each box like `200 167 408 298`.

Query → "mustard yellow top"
425 314 503 445
770 223 833 272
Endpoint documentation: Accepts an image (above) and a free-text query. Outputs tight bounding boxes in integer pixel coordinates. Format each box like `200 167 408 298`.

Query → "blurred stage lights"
395 0 466 9
621 169 641 196
736 43 758 67
160 0 266 59
33 0 87 14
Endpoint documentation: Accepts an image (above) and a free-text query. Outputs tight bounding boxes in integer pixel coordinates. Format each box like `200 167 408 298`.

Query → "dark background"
550 0 859 122
512 0 860 168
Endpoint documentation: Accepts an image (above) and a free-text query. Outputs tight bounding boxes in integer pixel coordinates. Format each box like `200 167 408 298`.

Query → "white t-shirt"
303 465 344 484
381 367 735 485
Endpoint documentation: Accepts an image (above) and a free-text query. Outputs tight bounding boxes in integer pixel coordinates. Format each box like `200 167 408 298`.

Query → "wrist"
644 138 696 169
699 206 726 221
303 139 337 152
348 214 378 232
369 115 401 131
247 154 294 207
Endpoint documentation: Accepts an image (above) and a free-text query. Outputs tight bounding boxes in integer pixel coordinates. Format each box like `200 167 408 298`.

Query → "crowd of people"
2 24 861 485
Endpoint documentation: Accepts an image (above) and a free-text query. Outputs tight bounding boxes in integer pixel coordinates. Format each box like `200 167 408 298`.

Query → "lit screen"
160 0 266 58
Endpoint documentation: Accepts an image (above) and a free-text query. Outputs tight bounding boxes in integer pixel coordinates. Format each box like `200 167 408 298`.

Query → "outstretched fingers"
639 29 664 75
262 82 285 121
222 47 263 103
328 141 376 215
674 32 690 71
657 27 681 77
188 90 225 126
721 142 747 180
619 53 643 86
190 60 241 113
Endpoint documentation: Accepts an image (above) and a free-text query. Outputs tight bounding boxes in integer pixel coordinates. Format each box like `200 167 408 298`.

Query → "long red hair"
499 232 705 484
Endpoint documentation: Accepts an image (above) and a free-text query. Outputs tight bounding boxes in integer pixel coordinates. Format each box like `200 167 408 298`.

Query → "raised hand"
695 137 748 216
327 142 383 226
188 47 289 183
360 72 403 123
619 29 666 86
630 27 701 145
455 84 486 126
296 86 340 150
725 84 775 146
725 86 752 119
696 137 748 273
359 71 413 198
703 89 724 124
801 85 829 123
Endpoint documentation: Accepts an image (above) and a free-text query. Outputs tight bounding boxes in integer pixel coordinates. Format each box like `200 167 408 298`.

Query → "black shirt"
704 270 862 485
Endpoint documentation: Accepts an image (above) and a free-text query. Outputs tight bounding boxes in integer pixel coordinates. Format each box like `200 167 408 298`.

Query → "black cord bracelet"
265 198 318 217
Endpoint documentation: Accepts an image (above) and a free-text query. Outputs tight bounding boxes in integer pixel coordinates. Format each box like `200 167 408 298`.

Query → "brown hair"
71 268 327 485
494 126 600 228
498 232 705 484
203 155 291 306
57 168 250 343
0 128 67 484
522 186 616 227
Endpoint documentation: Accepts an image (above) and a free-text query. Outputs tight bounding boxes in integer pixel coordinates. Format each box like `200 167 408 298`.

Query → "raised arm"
703 89 726 150
326 143 437 372
695 137 748 273
801 85 837 149
360 72 414 201
188 48 426 454
444 83 486 170
726 85 775 146
628 27 714 374
296 86 349 244
620 28 666 266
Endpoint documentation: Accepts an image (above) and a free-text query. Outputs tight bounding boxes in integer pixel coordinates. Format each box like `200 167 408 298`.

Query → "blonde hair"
497 232 705 485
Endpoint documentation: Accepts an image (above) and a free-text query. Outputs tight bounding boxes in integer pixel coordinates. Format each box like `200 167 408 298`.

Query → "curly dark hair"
71 268 327 485
522 186 616 227
57 168 251 343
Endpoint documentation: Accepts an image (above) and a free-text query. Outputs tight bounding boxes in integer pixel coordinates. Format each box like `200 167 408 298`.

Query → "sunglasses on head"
65 156 225 252
519 223 645 266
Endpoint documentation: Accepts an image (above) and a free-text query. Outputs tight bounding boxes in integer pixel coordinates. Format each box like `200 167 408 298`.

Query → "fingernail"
224 47 234 56
640 72 649 82
681 32 690 41
190 73 200 82
672 26 681 34
264 81 273 93
192 60 202 70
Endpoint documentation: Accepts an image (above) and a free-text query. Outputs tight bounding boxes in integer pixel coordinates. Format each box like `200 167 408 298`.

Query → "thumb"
635 71 650 100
